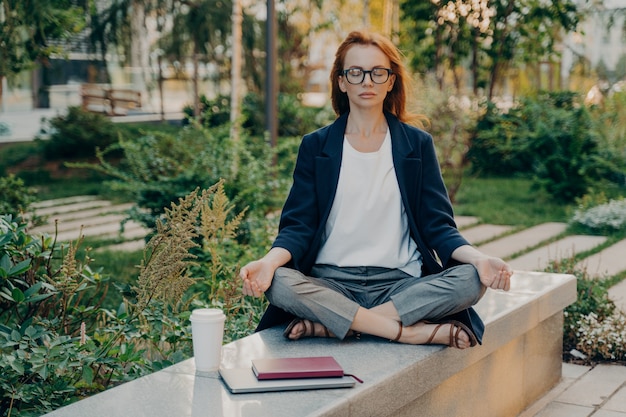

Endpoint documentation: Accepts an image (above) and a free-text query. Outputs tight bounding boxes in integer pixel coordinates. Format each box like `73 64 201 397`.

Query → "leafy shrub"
70 122 288 246
469 92 623 202
415 77 479 202
185 92 334 138
36 106 121 160
182 94 230 127
544 258 617 361
0 175 37 217
0 183 264 416
589 91 626 187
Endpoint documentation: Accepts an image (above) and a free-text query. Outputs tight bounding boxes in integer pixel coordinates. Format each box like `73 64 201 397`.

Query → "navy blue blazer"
257 112 484 342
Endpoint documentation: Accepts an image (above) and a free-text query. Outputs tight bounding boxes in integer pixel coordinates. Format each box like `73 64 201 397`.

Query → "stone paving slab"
54 221 142 242
575 239 626 280
477 222 568 260
34 200 112 217
34 213 129 234
534 402 595 417
98 221 149 240
460 224 514 245
455 215 479 229
33 203 134 227
556 364 626 409
508 235 607 271
33 209 138 233
608 279 626 314
31 195 99 209
518 364 592 417
605 386 626 413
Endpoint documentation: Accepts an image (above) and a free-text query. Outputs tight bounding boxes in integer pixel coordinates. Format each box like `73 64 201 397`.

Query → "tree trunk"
435 26 444 90
0 75 4 112
193 50 200 118
472 30 479 95
130 0 148 98
488 0 515 100
230 0 243 143
158 54 165 121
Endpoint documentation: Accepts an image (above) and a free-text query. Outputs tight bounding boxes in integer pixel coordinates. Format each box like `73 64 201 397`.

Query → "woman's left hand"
451 245 513 291
473 256 513 291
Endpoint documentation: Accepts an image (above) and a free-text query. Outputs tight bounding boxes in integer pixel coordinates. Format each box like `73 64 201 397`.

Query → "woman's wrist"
263 247 292 269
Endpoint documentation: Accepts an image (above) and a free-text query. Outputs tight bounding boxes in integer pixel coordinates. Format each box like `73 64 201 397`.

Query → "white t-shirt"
315 130 422 277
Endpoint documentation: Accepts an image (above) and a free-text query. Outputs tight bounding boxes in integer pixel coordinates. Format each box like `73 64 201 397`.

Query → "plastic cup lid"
190 308 225 321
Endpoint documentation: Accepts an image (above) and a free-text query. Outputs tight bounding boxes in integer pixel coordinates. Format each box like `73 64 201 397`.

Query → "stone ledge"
43 271 576 417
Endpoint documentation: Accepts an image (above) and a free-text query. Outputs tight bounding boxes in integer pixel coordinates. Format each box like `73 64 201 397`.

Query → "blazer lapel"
315 113 348 216
386 113 421 215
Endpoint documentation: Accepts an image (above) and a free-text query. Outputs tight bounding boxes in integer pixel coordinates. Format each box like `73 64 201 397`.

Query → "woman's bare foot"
397 321 475 349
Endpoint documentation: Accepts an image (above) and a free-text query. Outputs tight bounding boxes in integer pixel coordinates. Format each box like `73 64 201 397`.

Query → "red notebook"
251 356 344 380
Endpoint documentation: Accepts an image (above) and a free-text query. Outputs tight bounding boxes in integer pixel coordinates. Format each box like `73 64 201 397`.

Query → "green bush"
0 184 265 416
70 122 290 245
0 175 37 218
543 258 616 360
36 106 121 160
469 92 623 202
184 92 334 138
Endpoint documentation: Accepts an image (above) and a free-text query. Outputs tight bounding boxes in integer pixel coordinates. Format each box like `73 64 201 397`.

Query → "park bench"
81 84 141 116
43 270 576 417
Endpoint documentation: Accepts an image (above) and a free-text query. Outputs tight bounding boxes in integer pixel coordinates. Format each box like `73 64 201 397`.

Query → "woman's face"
338 44 395 112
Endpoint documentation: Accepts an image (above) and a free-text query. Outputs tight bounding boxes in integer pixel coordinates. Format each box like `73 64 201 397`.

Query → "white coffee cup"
190 308 226 372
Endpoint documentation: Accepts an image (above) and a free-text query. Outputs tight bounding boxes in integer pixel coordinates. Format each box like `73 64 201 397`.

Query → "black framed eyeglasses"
342 67 393 84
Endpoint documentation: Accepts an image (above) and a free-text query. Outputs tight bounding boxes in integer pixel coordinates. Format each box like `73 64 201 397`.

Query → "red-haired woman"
240 30 512 348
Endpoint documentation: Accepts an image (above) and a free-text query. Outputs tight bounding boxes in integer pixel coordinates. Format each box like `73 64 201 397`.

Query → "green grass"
90 249 144 309
0 120 181 201
453 176 571 226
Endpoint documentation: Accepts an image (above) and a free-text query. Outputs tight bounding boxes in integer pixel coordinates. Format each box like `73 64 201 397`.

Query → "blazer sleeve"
414 132 469 268
271 133 322 266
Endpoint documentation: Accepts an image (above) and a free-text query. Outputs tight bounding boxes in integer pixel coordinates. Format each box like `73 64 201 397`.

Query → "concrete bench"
43 270 576 417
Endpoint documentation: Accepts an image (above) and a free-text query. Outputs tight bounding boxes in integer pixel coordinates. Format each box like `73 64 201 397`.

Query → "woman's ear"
387 74 396 92
338 76 348 93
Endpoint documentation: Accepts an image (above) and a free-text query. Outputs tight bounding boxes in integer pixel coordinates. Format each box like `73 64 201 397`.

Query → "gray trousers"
265 264 485 339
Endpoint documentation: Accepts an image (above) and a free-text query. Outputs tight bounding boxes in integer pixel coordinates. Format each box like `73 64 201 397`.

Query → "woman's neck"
344 111 388 153
345 111 387 138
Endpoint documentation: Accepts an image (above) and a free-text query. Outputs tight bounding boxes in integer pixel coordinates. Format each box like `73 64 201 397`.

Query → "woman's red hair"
330 30 425 127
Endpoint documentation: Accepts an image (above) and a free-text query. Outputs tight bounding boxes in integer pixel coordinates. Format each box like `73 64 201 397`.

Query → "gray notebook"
219 367 356 394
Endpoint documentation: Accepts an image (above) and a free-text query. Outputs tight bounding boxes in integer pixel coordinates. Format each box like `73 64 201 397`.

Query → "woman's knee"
453 264 485 303
265 267 311 306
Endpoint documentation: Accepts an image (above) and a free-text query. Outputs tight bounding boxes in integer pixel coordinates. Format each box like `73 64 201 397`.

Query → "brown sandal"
425 320 478 348
283 318 330 340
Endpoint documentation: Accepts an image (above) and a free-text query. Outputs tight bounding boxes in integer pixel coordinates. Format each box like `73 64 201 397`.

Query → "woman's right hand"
240 247 292 297
240 259 275 297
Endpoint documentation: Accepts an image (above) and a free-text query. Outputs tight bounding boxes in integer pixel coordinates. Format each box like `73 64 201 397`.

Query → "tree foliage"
400 0 583 97
469 91 624 202
0 0 85 107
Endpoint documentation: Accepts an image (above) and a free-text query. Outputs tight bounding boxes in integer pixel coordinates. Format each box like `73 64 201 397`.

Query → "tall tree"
0 0 85 109
163 0 232 116
400 0 583 98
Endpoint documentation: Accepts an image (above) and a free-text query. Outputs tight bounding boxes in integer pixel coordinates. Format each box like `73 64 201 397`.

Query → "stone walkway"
30 196 149 251
28 200 626 417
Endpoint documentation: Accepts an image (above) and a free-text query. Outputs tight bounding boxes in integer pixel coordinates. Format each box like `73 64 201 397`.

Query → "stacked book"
219 356 362 393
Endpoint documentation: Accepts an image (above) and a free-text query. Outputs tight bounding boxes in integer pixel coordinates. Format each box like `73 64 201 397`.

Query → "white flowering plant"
545 258 622 363
574 311 626 361
571 197 626 233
